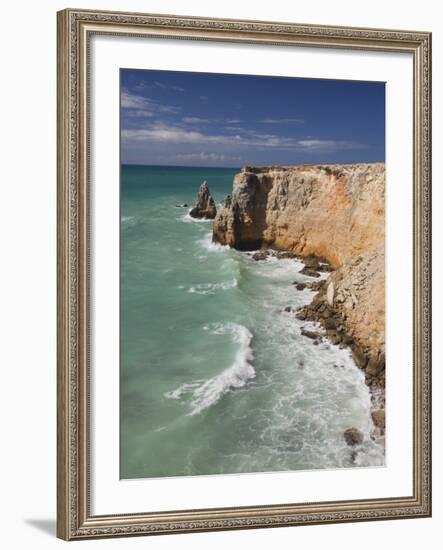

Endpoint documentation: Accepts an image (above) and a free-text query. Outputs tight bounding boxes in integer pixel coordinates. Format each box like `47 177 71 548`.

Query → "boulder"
371 409 385 429
343 427 364 446
301 328 323 340
252 250 269 261
352 346 368 369
300 266 321 278
189 181 217 219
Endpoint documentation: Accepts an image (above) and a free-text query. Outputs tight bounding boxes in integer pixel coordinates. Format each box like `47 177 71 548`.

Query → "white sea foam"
188 278 238 295
179 212 213 224
164 323 255 415
121 215 137 227
197 233 230 253
164 382 203 400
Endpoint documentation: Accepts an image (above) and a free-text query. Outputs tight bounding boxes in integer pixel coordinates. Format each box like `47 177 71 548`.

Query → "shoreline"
208 163 386 452
248 247 385 451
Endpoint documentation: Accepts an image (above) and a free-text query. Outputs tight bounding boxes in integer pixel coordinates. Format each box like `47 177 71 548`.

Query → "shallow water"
120 164 384 479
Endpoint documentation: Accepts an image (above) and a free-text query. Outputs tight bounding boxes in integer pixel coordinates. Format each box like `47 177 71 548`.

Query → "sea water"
120 164 384 479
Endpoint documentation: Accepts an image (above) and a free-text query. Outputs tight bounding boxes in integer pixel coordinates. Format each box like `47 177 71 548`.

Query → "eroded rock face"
213 164 385 267
213 163 385 373
189 181 217 219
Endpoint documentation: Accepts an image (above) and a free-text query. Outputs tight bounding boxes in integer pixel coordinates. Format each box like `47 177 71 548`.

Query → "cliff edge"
213 163 385 387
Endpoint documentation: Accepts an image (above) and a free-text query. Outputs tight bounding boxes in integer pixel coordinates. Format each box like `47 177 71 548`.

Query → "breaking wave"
165 323 255 415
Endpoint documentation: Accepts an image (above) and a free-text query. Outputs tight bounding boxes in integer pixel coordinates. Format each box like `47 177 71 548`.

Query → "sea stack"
189 181 217 219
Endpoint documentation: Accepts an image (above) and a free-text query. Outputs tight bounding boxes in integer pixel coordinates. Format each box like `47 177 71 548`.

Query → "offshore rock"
189 181 217 219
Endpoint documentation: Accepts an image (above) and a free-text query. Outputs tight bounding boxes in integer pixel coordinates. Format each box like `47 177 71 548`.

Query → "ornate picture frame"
57 8 431 540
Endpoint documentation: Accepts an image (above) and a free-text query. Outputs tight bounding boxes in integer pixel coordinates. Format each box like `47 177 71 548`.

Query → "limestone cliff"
213 164 385 267
213 163 385 374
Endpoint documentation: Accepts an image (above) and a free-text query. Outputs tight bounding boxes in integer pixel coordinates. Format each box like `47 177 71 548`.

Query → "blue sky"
121 69 385 167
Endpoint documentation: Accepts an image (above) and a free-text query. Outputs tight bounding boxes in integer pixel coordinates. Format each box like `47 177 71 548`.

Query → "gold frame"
57 8 432 540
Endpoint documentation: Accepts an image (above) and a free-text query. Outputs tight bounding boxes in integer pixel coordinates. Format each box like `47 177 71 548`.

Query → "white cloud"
125 110 154 118
121 90 180 116
176 152 226 161
136 81 185 92
121 91 152 110
259 118 304 124
182 117 211 124
122 122 366 153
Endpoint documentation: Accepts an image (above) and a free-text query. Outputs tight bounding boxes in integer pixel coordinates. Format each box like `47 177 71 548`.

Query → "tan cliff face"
213 163 385 268
213 163 385 362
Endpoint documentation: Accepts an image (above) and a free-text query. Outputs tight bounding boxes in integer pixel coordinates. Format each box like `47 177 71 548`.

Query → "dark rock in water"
371 409 385 429
175 203 189 208
352 346 368 369
295 283 306 291
284 306 292 312
275 250 296 259
300 266 321 278
189 181 217 219
343 427 364 446
252 250 269 261
301 328 322 340
304 280 326 291
328 332 342 345
295 310 307 320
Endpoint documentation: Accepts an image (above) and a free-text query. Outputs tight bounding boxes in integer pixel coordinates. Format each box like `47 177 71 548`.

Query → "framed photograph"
57 8 432 540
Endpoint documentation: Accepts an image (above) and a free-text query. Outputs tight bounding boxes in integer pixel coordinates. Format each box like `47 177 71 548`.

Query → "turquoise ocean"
120 164 384 479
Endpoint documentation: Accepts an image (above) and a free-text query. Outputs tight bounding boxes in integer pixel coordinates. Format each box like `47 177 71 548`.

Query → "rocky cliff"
213 164 386 385
213 164 385 266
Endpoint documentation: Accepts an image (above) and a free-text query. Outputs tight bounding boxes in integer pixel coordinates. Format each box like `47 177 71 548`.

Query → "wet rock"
295 310 307 320
284 306 292 313
275 250 297 259
371 409 385 429
295 283 306 291
352 346 368 369
304 280 326 291
328 332 342 345
252 250 269 261
301 328 322 340
189 181 217 219
300 266 321 278
343 427 364 446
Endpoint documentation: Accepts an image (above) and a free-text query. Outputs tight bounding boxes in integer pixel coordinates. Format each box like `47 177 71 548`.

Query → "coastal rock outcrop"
213 164 385 266
189 181 217 219
213 163 385 384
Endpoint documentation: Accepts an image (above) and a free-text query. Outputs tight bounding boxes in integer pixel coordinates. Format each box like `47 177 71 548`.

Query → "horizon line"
121 160 385 169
